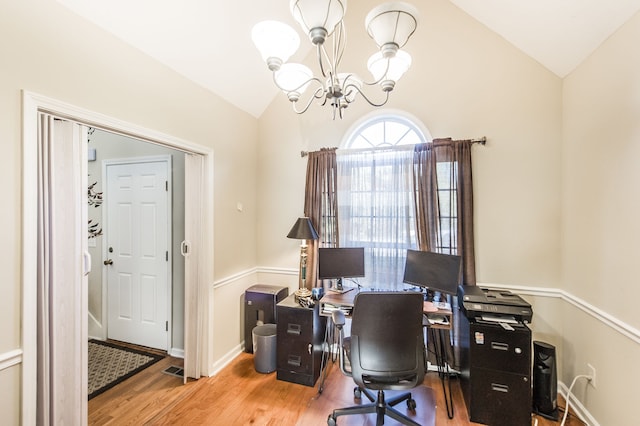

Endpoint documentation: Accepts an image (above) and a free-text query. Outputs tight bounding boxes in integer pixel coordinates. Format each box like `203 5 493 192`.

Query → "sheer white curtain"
337 147 417 290
37 114 88 424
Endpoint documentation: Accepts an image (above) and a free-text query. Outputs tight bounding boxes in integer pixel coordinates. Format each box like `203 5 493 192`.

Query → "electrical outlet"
587 363 597 388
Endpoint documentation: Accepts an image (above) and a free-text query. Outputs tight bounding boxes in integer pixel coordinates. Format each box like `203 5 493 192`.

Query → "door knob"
103 259 113 265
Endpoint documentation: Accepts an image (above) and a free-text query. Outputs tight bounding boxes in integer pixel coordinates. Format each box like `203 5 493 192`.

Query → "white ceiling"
56 0 640 118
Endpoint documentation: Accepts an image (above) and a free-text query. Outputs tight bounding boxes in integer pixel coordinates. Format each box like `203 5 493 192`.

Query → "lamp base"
294 287 312 299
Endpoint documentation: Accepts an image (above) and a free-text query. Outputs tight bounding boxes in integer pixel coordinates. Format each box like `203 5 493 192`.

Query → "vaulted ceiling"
56 0 640 118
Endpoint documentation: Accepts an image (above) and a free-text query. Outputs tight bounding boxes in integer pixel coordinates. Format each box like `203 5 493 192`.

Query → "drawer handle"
491 383 509 393
491 342 509 351
287 324 301 335
287 355 301 367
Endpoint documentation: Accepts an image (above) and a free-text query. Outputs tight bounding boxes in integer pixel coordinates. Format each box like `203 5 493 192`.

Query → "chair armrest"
331 310 352 378
332 310 346 328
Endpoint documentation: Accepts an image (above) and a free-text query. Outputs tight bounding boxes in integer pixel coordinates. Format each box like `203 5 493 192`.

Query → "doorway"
22 91 214 425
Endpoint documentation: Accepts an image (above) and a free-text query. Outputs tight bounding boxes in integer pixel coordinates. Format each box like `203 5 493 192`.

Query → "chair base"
327 388 421 426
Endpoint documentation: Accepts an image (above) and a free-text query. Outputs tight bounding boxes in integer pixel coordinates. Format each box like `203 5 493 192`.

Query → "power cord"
560 373 593 426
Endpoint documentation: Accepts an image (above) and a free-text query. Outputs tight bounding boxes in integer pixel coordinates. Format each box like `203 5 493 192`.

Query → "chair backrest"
349 291 425 391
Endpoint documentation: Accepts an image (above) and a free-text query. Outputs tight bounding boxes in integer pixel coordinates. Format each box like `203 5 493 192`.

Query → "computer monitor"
402 249 461 295
318 247 365 285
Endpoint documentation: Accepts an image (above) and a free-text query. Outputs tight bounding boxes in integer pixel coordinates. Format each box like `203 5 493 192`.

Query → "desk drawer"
468 367 532 426
469 321 531 375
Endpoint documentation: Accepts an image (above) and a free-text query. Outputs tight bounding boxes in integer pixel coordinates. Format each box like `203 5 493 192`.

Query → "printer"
457 285 533 323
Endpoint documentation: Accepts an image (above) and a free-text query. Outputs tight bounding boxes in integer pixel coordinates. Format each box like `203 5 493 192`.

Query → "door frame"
102 155 173 350
21 91 214 425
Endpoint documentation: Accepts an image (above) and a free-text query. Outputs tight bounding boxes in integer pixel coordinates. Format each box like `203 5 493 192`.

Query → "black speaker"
532 341 558 420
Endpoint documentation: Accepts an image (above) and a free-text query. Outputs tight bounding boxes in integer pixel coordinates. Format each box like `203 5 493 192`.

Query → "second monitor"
318 247 365 291
403 249 462 295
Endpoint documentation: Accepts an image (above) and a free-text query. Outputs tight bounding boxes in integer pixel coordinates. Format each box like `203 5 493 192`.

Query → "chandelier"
252 0 419 119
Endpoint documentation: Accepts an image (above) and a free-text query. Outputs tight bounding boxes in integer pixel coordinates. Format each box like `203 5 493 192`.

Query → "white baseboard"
209 344 244 377
558 381 600 426
168 348 184 358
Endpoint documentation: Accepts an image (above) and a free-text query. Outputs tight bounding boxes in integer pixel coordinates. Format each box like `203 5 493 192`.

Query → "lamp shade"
252 20 300 65
275 63 313 94
365 2 419 49
290 0 346 38
367 49 412 82
287 217 319 240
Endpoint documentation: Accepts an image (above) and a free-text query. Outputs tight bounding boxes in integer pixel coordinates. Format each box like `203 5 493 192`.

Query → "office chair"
327 292 426 426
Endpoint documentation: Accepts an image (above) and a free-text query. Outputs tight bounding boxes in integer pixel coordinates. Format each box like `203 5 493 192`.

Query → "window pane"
338 114 457 289
437 162 453 189
359 122 385 147
385 121 411 145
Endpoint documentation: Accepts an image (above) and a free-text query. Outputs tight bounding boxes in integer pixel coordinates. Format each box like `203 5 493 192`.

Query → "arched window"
344 114 429 149
336 113 433 290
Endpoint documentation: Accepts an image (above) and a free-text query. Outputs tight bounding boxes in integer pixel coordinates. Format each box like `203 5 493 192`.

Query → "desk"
422 300 455 419
319 289 452 324
320 289 452 320
318 289 455 418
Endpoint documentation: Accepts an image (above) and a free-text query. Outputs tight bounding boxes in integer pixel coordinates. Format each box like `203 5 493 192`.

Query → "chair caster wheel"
353 387 361 399
407 398 417 411
327 415 337 426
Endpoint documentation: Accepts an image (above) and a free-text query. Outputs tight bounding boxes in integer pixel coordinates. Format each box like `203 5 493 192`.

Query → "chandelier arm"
345 83 391 108
292 86 327 114
272 73 324 96
362 57 392 86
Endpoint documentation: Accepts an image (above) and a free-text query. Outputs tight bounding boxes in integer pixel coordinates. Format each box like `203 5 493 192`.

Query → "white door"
105 159 170 350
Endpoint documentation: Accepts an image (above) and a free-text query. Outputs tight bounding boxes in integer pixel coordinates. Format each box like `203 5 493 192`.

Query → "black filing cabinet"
459 316 532 425
276 294 327 386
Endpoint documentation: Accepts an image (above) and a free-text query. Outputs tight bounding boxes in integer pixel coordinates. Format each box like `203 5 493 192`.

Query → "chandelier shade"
275 63 314 100
252 1 419 119
251 21 300 70
365 2 419 51
367 49 412 83
290 0 347 43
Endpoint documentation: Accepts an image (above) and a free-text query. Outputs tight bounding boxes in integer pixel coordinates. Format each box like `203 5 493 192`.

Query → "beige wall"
563 11 640 333
0 1 258 423
258 0 563 292
562 9 640 424
3 0 639 423
258 0 640 424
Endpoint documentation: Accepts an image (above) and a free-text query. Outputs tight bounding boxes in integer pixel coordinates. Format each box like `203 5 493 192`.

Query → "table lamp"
287 217 319 299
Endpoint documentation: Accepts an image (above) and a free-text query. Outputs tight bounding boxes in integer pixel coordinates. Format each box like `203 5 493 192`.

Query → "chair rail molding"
213 267 259 290
0 349 23 371
479 282 640 345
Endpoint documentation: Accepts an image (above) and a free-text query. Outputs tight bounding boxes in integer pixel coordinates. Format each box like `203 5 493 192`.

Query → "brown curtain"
303 148 339 288
413 138 476 285
413 138 477 370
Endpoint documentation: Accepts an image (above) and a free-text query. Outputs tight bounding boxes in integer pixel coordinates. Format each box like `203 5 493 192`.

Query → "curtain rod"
300 136 487 157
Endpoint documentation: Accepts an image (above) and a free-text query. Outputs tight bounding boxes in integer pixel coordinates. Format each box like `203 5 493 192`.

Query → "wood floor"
89 351 585 425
